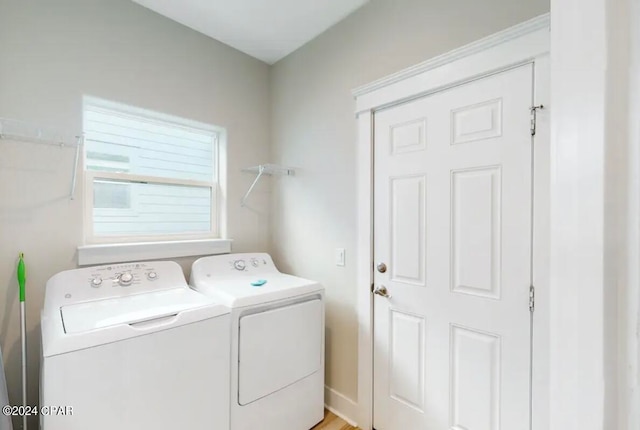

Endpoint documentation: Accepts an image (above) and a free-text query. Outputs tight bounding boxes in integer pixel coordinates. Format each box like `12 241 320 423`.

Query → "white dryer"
190 253 325 430
40 261 230 430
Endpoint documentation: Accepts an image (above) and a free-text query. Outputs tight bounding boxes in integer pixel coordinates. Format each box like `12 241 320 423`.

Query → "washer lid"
61 288 221 334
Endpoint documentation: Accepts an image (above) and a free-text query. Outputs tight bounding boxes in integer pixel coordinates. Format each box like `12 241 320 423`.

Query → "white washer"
40 261 230 430
190 253 325 430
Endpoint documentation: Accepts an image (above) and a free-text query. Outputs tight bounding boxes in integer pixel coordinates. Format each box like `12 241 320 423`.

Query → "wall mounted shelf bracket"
241 163 294 207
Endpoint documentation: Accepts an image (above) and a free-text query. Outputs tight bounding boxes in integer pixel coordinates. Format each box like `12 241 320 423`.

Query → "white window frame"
82 97 225 245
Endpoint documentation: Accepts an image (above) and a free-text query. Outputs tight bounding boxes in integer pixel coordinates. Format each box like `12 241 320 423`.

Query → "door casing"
353 14 550 430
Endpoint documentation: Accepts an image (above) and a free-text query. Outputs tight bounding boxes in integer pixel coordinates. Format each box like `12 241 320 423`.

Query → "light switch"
336 248 345 266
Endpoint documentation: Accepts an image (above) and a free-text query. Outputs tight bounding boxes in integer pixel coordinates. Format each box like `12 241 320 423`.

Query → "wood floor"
312 410 359 430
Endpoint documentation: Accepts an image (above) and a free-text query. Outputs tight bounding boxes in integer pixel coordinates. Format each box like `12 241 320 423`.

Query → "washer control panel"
44 261 187 308
87 262 161 289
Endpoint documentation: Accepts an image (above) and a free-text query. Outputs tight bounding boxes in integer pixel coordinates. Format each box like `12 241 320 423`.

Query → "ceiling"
132 0 369 64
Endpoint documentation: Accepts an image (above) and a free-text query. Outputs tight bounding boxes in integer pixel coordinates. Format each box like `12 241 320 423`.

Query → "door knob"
373 285 391 298
376 262 387 273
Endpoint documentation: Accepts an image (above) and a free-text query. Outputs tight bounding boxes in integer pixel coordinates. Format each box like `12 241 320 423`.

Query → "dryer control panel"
44 261 188 309
230 256 269 272
192 253 280 278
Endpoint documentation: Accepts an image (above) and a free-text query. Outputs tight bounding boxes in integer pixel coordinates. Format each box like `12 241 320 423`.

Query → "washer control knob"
119 272 134 286
147 271 158 280
233 260 246 271
251 258 259 267
90 277 103 288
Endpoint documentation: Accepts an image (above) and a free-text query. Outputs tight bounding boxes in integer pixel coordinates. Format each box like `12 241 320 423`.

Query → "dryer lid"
191 273 323 308
61 288 222 334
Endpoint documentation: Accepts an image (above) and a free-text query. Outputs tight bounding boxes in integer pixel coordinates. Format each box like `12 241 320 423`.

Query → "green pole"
17 253 26 302
17 253 27 430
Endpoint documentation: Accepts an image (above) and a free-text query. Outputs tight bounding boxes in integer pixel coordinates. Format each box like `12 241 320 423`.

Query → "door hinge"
529 285 535 312
530 105 544 136
371 283 375 293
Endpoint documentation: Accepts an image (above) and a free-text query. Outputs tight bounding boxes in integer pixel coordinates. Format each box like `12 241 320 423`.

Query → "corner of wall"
324 385 359 427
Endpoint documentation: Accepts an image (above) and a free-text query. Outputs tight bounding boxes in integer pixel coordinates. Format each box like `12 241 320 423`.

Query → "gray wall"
0 0 270 427
269 0 550 400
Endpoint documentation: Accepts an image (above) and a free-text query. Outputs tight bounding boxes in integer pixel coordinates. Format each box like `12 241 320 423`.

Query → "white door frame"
626 2 640 427
353 14 551 430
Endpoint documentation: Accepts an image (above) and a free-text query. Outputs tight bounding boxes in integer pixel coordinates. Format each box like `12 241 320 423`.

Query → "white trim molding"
626 1 640 428
352 13 550 99
77 238 232 266
324 386 358 427
352 13 550 114
549 0 634 428
353 14 550 430
623 2 640 429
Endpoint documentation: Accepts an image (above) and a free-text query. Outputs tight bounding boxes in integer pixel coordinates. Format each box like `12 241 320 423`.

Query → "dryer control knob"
233 260 246 271
119 272 134 286
147 271 158 280
90 277 103 287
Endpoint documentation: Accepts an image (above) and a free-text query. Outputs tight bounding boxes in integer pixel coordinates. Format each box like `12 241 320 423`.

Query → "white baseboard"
324 386 358 427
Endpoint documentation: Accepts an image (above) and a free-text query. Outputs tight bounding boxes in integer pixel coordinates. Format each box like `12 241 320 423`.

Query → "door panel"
450 325 501 430
451 98 503 144
373 64 533 430
390 175 427 286
451 166 502 299
389 309 425 410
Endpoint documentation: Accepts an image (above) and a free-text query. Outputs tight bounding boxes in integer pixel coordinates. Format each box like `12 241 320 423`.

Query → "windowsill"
77 239 232 266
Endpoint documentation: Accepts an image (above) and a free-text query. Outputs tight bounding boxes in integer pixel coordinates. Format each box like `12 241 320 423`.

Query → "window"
83 98 222 243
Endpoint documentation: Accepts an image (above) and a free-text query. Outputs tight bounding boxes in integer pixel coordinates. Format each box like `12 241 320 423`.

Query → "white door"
373 64 534 430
